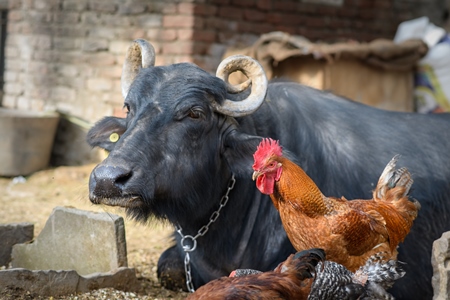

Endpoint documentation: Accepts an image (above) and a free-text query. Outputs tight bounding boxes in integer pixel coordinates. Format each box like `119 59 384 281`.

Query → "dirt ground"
0 164 189 300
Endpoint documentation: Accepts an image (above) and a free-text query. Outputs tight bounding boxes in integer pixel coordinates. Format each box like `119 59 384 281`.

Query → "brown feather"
187 250 324 300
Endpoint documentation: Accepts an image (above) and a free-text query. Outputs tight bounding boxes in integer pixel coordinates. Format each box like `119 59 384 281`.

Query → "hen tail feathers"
291 248 326 279
374 156 419 208
355 253 406 300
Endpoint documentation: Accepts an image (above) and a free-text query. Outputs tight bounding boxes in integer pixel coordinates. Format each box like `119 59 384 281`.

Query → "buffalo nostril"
90 165 133 198
115 171 132 186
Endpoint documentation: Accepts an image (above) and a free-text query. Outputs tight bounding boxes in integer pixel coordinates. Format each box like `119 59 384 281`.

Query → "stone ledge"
0 267 139 297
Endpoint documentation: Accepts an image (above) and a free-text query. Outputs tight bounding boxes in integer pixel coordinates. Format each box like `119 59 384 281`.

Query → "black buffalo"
87 39 450 299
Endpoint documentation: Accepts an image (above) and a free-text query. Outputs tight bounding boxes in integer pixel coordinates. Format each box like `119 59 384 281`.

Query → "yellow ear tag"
109 132 120 143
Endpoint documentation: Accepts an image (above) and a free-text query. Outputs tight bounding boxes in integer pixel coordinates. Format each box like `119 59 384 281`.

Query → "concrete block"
11 206 127 276
432 231 450 300
0 267 139 297
0 223 34 267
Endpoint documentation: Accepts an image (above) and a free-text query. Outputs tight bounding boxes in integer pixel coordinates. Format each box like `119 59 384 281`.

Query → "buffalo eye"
188 108 204 119
123 103 131 114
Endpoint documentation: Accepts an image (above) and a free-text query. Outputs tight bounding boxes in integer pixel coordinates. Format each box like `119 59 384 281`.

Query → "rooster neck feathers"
252 138 328 214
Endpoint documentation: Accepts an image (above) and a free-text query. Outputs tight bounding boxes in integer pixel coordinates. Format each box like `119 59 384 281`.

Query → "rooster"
186 249 324 300
252 138 420 272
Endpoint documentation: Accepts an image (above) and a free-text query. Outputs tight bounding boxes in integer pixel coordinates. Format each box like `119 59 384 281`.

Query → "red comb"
253 138 282 170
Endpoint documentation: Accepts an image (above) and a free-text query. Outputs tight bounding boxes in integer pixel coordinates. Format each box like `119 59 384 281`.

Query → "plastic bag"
395 17 450 113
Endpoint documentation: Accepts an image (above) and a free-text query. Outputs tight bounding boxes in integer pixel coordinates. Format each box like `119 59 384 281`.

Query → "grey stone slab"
0 222 34 267
432 231 450 300
11 206 127 275
0 267 139 297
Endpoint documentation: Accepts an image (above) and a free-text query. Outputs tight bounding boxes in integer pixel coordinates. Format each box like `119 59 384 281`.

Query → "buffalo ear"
223 131 262 178
87 116 127 152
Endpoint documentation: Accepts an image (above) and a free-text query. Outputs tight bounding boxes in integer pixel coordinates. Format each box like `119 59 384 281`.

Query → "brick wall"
2 0 172 121
1 0 447 123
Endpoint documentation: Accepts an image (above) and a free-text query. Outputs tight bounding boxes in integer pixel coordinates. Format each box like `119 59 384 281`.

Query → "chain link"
175 174 236 293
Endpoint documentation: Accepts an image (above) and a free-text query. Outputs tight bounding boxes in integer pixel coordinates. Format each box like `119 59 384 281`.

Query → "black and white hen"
232 249 405 300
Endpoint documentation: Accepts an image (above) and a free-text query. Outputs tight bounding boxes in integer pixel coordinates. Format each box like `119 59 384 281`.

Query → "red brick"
204 17 221 29
163 41 192 55
159 3 177 14
328 18 351 29
256 0 272 11
273 1 298 12
275 25 297 35
337 8 358 18
351 20 365 30
209 0 231 4
374 0 392 9
359 9 376 20
163 15 204 28
344 0 358 5
177 28 195 40
163 41 208 55
266 12 305 26
205 17 239 31
266 12 283 24
231 0 257 7
192 57 207 70
53 11 80 24
178 3 218 16
178 2 196 14
304 16 327 28
131 28 147 39
297 3 318 14
6 23 21 34
178 29 216 42
283 13 305 26
217 32 235 43
317 6 339 16
193 42 209 55
198 30 217 43
161 29 178 41
8 11 24 22
239 21 273 34
88 2 117 13
295 26 308 37
269 12 299 27
218 6 244 19
303 28 329 42
243 9 266 22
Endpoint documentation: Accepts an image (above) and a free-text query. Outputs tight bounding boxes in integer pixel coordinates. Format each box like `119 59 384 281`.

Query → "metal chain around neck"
175 174 236 293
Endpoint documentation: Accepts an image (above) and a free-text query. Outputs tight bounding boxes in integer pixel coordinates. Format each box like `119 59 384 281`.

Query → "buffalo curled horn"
215 55 268 117
121 39 268 117
121 39 155 99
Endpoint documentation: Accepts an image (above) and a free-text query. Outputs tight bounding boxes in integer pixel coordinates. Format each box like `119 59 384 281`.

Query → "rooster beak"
252 171 261 181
